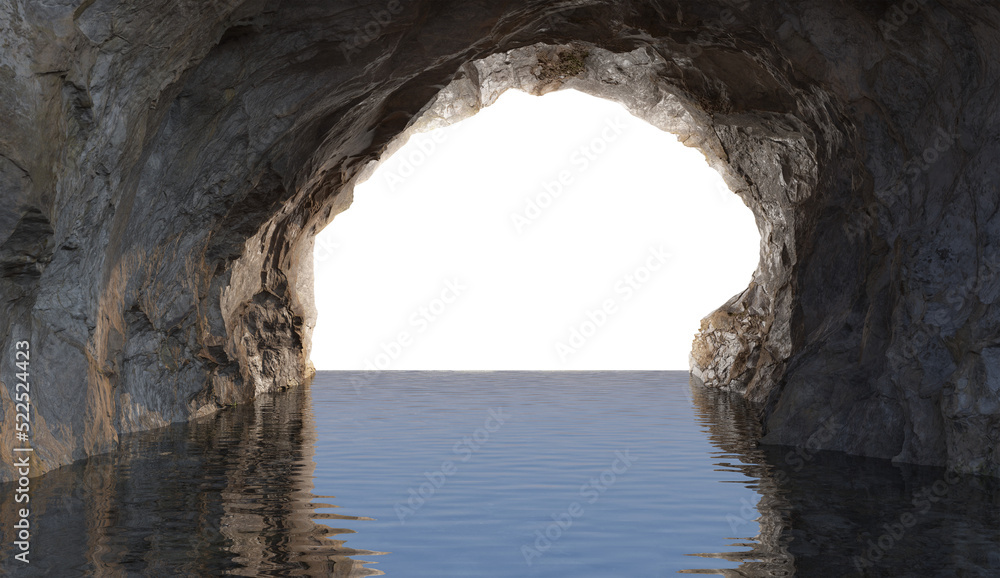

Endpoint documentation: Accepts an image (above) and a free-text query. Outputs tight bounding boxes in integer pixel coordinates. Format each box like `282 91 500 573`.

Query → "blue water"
310 371 766 576
3 370 998 576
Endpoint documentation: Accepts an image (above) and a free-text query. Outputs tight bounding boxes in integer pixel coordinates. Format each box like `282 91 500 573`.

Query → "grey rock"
1 0 999 480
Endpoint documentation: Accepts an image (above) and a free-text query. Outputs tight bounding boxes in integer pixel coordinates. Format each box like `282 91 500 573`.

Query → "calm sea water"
2 371 998 576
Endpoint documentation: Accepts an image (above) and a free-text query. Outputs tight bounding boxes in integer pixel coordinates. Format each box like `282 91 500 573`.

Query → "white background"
311 89 760 370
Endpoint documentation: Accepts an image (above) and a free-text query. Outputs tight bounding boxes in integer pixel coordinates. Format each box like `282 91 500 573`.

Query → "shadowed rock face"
1 0 998 479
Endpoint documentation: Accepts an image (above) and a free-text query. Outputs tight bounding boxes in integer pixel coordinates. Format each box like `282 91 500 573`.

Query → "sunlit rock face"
1 0 998 479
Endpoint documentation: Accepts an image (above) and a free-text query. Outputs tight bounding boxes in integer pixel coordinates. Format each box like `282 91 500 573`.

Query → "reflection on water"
0 383 382 577
688 382 1000 577
682 383 794 576
757 447 1000 576
1 371 998 576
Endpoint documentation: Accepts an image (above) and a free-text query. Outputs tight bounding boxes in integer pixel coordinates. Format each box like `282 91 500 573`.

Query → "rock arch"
1 0 998 479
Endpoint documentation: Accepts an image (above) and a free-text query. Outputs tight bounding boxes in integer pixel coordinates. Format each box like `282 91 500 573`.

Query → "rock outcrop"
1 0 999 480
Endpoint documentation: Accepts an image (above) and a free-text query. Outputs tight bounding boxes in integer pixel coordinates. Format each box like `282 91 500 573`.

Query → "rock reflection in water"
685 378 1000 577
681 379 795 576
759 447 1000 576
0 382 382 577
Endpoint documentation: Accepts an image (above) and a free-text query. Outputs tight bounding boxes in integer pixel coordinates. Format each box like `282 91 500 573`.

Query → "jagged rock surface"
1 0 999 480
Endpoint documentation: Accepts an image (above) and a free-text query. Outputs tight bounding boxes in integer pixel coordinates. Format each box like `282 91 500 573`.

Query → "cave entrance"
310 89 760 371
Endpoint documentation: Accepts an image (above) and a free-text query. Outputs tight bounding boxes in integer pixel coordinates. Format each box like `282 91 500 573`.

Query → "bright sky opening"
311 89 760 371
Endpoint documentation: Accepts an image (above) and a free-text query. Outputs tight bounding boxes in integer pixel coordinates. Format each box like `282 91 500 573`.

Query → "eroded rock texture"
1 0 999 480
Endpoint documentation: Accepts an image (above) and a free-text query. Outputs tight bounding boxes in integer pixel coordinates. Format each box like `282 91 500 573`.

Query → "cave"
1 0 999 482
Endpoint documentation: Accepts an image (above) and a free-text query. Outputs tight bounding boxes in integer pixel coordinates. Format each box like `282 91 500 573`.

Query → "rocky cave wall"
1 0 999 481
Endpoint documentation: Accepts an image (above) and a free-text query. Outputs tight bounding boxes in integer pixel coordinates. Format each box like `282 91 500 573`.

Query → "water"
1 371 998 576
